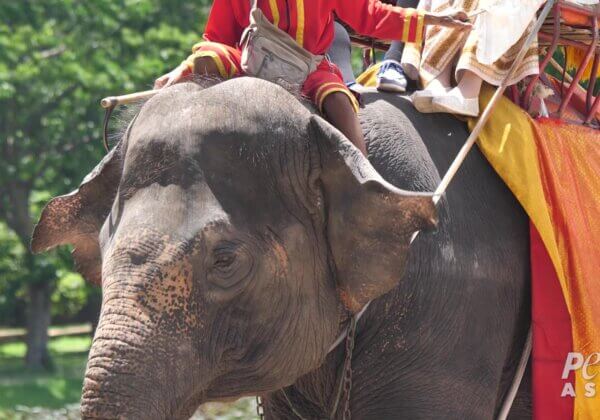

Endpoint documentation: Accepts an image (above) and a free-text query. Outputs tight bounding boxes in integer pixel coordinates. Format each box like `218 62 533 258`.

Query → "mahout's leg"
322 92 367 156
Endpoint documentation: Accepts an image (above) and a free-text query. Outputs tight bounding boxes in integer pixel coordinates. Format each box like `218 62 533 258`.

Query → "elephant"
31 76 530 419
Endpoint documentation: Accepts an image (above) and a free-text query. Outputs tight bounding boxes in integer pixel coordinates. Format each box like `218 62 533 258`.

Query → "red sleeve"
202 0 244 47
334 0 424 44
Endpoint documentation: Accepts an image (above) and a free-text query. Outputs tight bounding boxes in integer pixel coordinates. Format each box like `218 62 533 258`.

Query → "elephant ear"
31 144 123 285
309 115 438 313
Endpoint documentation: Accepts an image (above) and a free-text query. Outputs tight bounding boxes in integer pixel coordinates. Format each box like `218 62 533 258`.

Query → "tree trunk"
25 280 53 369
4 181 54 370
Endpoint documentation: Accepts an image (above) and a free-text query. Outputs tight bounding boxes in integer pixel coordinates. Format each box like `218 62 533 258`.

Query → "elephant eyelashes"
213 252 236 269
207 244 253 292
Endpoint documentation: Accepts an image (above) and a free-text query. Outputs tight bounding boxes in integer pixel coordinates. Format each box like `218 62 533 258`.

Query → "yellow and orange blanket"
358 67 600 418
471 86 600 420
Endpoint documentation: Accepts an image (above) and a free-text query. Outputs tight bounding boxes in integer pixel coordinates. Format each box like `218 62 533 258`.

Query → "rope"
497 327 533 420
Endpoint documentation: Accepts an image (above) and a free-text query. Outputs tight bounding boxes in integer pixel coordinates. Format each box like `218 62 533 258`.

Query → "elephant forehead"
120 88 313 230
120 130 205 196
122 120 287 196
114 182 228 238
118 141 294 233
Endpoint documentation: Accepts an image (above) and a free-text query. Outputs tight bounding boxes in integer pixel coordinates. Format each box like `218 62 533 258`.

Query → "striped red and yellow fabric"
184 41 242 78
201 0 424 56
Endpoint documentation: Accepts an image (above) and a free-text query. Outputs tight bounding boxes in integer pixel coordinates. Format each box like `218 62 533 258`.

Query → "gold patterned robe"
402 0 541 88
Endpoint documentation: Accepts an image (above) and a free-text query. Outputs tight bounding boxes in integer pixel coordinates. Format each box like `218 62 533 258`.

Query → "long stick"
101 89 160 151
100 89 159 109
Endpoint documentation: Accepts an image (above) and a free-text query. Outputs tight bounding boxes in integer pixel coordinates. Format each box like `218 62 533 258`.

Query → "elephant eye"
207 243 253 294
211 245 240 273
214 252 236 269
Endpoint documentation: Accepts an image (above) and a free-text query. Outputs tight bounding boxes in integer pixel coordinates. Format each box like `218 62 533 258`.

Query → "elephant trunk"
81 307 168 419
80 272 205 420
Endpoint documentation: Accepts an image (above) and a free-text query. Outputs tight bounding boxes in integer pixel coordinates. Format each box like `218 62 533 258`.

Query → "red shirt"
203 0 424 55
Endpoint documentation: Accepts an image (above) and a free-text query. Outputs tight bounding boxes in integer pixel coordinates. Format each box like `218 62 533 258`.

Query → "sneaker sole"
412 94 438 113
411 89 453 113
432 99 479 117
376 81 407 93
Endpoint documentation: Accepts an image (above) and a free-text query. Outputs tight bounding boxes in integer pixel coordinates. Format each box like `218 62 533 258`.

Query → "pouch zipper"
259 47 306 71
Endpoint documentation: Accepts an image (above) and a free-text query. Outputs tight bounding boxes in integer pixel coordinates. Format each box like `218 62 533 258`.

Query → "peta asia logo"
561 352 600 398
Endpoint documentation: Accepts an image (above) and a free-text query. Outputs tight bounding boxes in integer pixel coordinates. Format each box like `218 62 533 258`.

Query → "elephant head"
31 78 436 419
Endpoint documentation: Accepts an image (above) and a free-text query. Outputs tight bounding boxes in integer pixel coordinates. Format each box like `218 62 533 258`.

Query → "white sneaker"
432 89 480 117
376 60 408 93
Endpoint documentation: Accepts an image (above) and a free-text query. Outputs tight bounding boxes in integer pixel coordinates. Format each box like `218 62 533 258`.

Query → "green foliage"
51 272 87 319
0 0 213 328
0 223 28 325
0 0 210 200
0 220 95 326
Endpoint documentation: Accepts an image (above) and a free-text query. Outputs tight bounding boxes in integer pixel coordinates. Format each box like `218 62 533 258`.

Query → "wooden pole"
100 89 160 151
100 89 159 109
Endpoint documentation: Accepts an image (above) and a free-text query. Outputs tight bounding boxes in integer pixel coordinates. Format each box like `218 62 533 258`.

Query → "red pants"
184 41 359 113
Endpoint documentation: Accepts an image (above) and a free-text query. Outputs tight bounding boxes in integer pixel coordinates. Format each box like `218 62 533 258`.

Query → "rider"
155 0 470 156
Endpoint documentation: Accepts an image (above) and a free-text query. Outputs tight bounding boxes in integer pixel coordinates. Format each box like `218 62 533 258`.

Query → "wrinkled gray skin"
32 77 530 419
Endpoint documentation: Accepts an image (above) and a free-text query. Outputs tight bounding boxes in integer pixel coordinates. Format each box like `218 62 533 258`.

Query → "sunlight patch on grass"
0 341 25 358
0 334 91 411
49 336 92 354
0 336 91 359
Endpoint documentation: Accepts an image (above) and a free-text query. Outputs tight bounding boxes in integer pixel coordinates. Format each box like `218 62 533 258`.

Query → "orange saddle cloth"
469 86 600 420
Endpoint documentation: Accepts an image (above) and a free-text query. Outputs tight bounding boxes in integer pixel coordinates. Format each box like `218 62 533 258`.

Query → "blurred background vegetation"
0 0 260 418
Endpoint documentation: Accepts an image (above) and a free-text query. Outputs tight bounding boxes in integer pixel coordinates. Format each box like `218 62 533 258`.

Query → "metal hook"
102 103 116 153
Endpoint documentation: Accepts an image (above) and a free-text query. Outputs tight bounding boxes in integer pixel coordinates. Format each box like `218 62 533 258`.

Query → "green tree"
0 0 210 369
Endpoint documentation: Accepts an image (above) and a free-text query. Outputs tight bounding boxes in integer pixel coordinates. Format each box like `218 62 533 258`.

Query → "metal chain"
341 316 357 420
329 314 357 420
256 396 265 420
258 314 358 420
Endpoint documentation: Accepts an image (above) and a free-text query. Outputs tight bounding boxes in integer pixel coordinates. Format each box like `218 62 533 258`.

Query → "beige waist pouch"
240 0 323 85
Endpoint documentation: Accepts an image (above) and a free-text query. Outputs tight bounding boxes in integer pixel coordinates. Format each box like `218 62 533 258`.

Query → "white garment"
474 0 545 65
